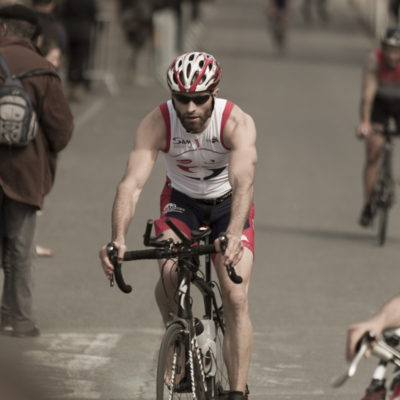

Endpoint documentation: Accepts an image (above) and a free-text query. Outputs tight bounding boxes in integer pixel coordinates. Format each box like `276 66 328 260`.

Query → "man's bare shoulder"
135 106 167 150
223 104 256 147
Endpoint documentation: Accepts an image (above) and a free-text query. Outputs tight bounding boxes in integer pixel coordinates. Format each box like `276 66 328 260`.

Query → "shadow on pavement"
256 223 400 245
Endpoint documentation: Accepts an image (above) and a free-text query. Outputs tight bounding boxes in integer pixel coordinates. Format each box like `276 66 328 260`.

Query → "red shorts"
154 184 255 255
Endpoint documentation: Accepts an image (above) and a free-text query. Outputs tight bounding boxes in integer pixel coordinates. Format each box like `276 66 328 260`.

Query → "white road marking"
24 333 122 399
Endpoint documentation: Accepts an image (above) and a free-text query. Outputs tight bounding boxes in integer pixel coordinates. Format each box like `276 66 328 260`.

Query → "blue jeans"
0 187 37 332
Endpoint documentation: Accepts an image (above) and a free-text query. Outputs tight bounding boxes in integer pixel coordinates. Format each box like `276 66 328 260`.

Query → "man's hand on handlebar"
346 320 382 361
99 241 126 280
356 122 372 139
214 232 244 267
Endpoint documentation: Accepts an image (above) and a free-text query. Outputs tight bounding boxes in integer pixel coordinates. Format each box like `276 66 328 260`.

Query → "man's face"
383 44 400 69
172 91 216 133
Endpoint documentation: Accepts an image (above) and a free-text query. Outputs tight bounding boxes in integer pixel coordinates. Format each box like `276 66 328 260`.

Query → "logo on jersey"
163 203 186 215
179 166 226 181
172 137 194 146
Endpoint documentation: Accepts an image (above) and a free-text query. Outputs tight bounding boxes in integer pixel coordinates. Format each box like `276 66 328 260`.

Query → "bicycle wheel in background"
376 151 394 246
377 204 389 246
156 322 207 400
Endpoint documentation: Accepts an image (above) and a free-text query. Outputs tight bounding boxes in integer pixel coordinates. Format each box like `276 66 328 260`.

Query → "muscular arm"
108 107 166 262
222 106 257 265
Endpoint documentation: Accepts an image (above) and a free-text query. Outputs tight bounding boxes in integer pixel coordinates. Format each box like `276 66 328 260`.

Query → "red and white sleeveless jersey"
159 98 234 199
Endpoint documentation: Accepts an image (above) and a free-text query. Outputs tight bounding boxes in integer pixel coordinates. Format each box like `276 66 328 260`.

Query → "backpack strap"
0 53 60 80
0 54 11 78
17 69 60 80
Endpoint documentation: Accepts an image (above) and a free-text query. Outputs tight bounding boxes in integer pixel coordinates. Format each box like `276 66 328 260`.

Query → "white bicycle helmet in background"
382 27 400 47
167 52 222 92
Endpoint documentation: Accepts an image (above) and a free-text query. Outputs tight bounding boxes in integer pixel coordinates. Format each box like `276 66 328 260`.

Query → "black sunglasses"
173 93 211 105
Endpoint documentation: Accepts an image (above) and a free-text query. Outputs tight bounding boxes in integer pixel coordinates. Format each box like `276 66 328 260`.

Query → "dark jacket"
0 36 74 209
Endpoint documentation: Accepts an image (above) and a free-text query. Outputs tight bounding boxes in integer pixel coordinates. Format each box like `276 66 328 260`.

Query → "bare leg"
364 130 385 205
214 248 254 393
155 264 178 324
154 229 183 324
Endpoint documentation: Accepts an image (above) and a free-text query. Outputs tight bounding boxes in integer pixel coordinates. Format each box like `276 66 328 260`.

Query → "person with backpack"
0 4 73 337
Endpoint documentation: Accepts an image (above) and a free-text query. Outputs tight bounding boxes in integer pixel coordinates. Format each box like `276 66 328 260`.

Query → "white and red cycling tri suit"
154 98 255 254
160 98 233 199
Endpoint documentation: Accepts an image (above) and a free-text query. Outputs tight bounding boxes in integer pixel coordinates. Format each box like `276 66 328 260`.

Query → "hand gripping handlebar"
218 234 243 284
331 330 400 389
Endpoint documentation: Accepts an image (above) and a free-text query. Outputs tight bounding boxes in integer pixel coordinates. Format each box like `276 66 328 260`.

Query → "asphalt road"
2 1 400 399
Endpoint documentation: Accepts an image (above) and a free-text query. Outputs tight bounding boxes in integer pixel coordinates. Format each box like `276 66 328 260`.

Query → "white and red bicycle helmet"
167 52 221 93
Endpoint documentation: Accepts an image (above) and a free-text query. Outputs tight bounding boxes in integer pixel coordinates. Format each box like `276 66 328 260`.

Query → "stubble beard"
176 107 213 133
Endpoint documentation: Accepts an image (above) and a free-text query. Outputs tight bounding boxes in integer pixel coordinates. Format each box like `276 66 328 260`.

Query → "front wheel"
156 322 207 400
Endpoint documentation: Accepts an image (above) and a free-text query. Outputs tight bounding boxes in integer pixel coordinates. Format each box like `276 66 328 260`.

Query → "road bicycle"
332 329 400 399
370 126 396 246
107 217 249 400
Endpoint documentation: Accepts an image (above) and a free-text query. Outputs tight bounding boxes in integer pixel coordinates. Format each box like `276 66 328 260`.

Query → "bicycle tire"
156 322 207 400
377 205 389 246
376 148 393 246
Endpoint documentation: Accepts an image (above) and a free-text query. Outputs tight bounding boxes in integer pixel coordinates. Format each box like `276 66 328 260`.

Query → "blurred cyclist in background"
356 27 400 227
266 0 291 52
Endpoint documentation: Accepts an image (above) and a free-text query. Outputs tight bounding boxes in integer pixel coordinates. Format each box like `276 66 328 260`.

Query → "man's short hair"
0 4 41 40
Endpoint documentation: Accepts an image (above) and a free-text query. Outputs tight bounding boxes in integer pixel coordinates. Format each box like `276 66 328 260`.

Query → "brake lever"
106 242 132 294
331 331 375 388
218 233 243 284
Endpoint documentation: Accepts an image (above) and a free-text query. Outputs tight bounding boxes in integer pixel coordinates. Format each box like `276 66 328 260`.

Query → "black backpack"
0 54 59 147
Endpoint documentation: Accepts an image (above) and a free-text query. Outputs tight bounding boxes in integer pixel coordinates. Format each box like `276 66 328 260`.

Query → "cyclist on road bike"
346 294 400 361
357 27 400 227
266 0 291 51
99 52 257 400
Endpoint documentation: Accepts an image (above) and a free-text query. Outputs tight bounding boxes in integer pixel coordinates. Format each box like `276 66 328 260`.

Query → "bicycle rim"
377 206 389 246
156 323 207 400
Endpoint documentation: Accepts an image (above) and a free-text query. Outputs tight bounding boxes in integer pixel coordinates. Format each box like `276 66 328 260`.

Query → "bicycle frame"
170 230 225 333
